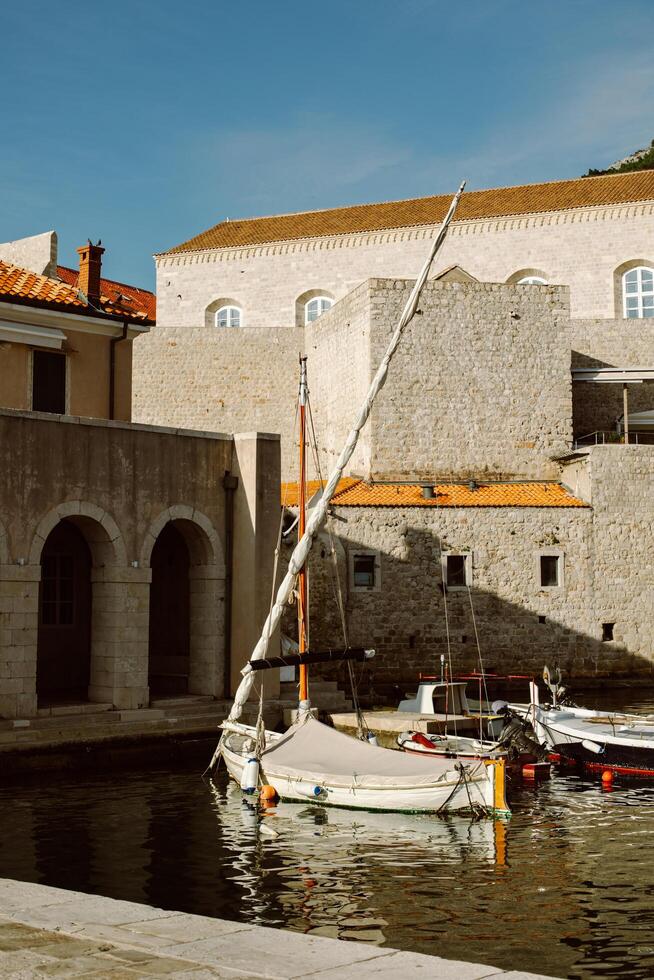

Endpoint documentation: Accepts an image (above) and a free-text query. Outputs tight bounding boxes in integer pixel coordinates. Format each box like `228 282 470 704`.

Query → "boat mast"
219 181 466 731
298 355 309 708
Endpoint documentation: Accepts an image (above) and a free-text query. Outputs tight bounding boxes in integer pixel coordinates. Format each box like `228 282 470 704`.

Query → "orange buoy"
601 770 614 786
259 784 279 803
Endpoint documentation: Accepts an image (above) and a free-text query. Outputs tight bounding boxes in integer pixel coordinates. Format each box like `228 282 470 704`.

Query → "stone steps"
0 698 265 752
279 679 353 712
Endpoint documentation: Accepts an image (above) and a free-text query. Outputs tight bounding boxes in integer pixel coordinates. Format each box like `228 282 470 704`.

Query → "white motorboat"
512 671 654 776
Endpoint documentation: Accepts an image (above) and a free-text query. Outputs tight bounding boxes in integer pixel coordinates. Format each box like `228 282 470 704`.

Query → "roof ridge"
201 170 650 226
57 264 155 296
161 170 654 255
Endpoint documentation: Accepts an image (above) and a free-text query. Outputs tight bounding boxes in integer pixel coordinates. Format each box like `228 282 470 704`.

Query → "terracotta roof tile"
0 260 154 324
56 265 156 322
164 170 654 254
281 479 587 508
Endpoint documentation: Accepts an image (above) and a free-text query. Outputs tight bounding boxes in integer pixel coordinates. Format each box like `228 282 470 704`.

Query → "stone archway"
30 502 132 709
141 507 225 701
37 520 92 704
148 523 191 696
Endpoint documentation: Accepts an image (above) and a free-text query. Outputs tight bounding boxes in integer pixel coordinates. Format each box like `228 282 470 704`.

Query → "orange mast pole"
298 356 309 705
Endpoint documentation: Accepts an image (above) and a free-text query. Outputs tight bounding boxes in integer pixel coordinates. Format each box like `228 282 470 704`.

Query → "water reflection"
1 725 654 978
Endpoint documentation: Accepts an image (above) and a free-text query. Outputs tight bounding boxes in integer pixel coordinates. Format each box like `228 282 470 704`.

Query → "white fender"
240 757 260 793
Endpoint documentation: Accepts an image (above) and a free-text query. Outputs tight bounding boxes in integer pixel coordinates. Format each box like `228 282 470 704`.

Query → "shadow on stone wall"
283 523 654 708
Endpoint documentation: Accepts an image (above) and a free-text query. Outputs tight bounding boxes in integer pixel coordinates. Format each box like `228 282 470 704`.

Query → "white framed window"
216 305 241 328
441 552 471 590
305 296 333 324
349 550 381 592
623 266 654 319
517 276 548 285
536 549 564 590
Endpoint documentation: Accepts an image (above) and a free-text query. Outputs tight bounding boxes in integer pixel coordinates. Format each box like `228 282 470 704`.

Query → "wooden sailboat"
211 183 510 816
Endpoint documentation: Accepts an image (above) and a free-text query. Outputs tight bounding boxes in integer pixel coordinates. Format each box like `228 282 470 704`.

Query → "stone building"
0 235 279 720
128 169 654 685
134 169 654 473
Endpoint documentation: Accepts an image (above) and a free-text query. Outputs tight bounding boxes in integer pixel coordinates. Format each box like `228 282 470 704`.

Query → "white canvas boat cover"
261 717 484 788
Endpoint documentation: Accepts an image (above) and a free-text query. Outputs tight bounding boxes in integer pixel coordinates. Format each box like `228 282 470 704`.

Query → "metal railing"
573 430 643 448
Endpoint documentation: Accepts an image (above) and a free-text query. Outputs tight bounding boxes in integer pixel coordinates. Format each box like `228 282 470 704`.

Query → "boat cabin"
398 680 470 715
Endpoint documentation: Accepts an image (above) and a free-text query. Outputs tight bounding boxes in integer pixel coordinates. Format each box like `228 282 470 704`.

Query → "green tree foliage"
583 140 654 177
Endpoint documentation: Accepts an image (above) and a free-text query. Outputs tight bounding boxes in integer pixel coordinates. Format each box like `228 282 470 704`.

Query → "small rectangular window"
353 554 376 588
445 554 467 588
32 351 66 414
602 622 615 642
349 551 380 592
540 555 560 588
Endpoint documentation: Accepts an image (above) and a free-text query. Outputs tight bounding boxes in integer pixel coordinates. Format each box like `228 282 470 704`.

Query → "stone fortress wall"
309 278 572 481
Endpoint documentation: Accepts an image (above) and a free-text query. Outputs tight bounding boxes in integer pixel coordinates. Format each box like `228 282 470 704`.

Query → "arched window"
215 305 241 328
507 269 549 286
623 267 654 318
305 296 333 324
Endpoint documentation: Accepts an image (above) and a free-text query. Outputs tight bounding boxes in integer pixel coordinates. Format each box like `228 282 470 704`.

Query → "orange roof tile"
281 479 587 508
56 265 156 322
163 170 654 254
0 260 154 324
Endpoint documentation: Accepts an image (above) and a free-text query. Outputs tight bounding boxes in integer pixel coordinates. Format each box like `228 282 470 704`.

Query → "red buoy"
601 770 614 786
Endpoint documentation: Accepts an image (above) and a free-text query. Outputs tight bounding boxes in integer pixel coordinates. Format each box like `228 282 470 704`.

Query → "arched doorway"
37 521 92 705
148 523 191 696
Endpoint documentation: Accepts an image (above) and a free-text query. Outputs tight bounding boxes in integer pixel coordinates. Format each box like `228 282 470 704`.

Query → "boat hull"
221 731 508 815
511 704 654 776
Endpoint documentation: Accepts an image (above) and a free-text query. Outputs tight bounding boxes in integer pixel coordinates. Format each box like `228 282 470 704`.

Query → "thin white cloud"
182 45 654 226
191 116 412 218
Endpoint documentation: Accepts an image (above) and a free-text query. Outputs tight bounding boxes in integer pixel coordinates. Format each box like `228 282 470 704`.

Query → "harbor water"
1 690 653 979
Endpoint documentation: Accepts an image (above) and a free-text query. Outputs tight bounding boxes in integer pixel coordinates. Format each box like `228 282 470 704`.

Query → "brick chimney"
76 239 105 307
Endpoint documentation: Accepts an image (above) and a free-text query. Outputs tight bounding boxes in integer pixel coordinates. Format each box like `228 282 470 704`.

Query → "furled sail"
225 181 466 727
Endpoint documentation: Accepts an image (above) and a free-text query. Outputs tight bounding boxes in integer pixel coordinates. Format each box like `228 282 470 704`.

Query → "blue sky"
2 0 653 288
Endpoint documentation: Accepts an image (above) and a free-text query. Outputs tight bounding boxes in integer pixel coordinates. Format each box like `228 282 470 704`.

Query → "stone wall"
0 231 57 277
579 446 654 669
287 492 654 699
155 202 654 327
306 282 372 477
133 325 301 476
309 279 573 481
0 410 280 718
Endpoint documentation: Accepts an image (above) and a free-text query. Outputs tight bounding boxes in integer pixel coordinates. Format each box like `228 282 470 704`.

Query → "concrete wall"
0 410 280 718
155 202 654 328
309 279 572 481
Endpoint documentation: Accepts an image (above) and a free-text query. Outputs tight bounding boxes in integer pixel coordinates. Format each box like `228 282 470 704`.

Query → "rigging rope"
466 582 491 742
305 391 370 738
438 539 458 738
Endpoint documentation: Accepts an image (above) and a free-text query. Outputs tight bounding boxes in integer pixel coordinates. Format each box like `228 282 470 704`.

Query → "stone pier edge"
0 877 560 979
